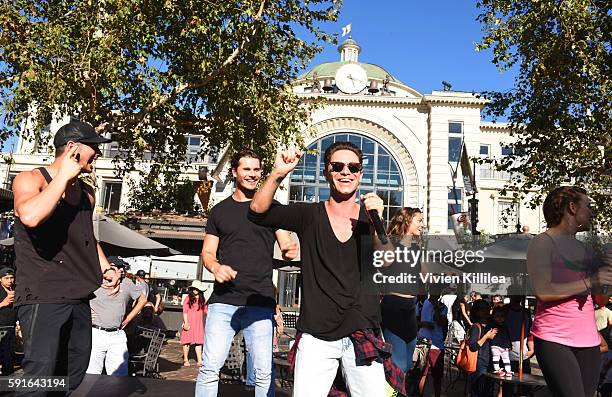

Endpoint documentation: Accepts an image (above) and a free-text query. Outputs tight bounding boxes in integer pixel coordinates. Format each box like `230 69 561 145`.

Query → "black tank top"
14 168 102 306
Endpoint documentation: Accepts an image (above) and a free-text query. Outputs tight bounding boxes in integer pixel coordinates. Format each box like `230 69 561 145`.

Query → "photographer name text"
373 272 507 284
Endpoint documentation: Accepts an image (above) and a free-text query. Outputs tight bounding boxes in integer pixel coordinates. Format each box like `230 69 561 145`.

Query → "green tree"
476 0 611 229
0 0 339 210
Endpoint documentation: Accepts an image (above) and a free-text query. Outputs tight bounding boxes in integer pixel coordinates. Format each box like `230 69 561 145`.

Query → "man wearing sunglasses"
249 142 401 397
12 120 118 396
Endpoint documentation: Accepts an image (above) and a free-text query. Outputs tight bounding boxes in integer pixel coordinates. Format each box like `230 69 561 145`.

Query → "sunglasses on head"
329 161 362 173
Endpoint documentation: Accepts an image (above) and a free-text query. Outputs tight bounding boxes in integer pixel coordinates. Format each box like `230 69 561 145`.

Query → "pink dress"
180 296 207 345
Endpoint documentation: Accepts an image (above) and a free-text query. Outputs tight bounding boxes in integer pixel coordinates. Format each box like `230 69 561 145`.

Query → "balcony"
479 165 513 180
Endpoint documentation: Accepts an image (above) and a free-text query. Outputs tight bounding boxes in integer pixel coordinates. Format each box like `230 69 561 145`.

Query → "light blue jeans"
195 303 274 397
246 348 255 386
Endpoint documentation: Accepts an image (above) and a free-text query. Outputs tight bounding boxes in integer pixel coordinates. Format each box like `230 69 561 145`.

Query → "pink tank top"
530 235 599 348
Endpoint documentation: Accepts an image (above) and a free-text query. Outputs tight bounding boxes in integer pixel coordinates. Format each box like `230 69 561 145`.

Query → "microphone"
366 208 388 244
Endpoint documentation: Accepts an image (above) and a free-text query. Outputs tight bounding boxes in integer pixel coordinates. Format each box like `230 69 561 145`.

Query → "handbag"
455 323 481 373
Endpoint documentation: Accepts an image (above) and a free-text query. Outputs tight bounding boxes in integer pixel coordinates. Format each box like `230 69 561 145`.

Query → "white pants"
86 328 129 376
293 333 387 397
491 345 511 371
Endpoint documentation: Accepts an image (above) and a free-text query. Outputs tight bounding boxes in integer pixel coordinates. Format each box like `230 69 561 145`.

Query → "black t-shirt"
381 295 417 342
486 322 512 349
379 241 423 295
147 283 159 304
0 287 16 326
248 201 381 341
206 197 277 308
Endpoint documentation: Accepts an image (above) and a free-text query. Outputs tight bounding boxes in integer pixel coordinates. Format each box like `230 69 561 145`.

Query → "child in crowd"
488 306 513 376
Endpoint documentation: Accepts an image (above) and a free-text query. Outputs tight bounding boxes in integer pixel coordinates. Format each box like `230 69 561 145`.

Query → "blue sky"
302 0 517 95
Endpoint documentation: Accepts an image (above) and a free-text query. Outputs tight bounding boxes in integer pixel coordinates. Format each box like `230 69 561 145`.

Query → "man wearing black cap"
134 270 161 311
0 267 16 375
12 120 117 395
107 256 129 280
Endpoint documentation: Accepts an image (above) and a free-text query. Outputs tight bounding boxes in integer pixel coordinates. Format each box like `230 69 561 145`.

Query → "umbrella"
94 215 180 257
482 234 532 260
464 234 532 274
421 259 465 275
421 234 465 275
0 217 180 257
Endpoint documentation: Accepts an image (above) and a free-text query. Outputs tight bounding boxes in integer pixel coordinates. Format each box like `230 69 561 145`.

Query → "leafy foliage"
0 0 340 210
476 0 612 229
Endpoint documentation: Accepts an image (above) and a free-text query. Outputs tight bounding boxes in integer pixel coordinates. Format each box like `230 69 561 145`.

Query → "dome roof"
298 61 401 83
338 38 360 49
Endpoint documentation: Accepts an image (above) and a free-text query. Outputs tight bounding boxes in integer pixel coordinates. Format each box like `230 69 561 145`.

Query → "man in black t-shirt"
0 267 16 375
249 142 394 397
143 274 161 312
196 148 297 397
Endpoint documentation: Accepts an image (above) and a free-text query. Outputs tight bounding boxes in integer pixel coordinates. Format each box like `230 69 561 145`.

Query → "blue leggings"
383 328 417 373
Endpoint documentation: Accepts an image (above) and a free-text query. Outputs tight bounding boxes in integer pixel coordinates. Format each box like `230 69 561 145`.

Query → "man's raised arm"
14 146 82 228
250 149 302 214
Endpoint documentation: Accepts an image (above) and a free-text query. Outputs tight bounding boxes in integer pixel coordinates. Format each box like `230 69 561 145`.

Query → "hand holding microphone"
361 193 388 244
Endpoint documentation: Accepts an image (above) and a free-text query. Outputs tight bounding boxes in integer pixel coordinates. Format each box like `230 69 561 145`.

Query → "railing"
479 165 513 180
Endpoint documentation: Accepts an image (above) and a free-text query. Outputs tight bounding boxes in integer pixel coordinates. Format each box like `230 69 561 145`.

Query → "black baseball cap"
108 256 129 270
53 120 112 148
136 270 147 278
0 267 15 277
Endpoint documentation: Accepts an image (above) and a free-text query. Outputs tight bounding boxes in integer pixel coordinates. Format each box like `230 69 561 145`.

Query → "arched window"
289 133 404 223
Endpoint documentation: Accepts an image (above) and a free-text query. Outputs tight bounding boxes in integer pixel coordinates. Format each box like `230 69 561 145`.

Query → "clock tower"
338 37 361 62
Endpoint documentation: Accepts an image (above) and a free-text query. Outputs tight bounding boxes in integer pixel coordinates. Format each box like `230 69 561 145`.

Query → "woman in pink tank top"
527 186 612 397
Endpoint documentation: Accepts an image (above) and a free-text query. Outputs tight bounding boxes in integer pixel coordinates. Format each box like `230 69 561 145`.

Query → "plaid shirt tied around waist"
287 328 407 397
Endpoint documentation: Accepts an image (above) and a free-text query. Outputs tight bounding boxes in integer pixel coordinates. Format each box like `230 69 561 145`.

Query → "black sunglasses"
329 161 362 173
78 142 102 155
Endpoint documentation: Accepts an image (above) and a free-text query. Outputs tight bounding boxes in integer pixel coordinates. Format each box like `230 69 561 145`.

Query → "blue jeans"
196 303 274 397
246 348 255 386
383 328 417 373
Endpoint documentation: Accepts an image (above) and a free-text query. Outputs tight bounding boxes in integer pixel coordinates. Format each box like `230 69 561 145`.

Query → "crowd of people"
0 119 610 397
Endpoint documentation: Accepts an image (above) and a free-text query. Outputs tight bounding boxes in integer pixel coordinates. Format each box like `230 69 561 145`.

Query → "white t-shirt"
440 294 457 324
596 307 612 331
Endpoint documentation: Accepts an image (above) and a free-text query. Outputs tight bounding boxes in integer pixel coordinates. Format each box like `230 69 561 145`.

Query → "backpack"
455 323 481 373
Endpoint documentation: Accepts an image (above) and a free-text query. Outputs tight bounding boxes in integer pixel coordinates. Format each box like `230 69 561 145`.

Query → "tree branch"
0 75 20 86
122 0 267 129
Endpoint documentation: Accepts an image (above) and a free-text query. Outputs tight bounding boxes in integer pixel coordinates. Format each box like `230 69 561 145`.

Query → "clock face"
334 63 368 94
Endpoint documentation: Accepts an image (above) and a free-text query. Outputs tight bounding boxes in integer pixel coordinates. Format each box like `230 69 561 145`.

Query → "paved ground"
6 338 551 396
158 340 552 396
158 340 201 381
